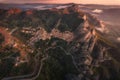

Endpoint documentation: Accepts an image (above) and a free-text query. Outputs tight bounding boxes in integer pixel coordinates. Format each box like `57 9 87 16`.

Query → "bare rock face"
24 4 114 80
0 4 120 80
6 8 22 15
26 10 33 15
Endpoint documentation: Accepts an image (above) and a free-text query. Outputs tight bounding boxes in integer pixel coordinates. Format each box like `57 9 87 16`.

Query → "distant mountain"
0 4 120 80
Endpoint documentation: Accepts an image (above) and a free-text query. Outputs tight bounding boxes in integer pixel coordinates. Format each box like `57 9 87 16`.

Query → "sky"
0 0 120 5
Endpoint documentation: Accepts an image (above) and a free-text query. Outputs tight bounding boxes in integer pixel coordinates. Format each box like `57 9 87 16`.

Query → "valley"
0 4 120 80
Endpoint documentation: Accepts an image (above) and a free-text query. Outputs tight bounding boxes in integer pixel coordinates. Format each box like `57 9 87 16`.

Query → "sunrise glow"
0 0 120 5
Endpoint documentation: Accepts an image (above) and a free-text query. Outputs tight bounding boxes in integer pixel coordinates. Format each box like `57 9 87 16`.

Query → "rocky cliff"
0 4 120 80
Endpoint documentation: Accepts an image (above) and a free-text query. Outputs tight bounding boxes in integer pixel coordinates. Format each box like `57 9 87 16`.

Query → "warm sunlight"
47 0 120 5
0 0 120 5
0 0 120 80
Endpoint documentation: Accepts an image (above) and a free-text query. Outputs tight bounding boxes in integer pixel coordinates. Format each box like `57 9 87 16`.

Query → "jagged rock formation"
0 4 120 80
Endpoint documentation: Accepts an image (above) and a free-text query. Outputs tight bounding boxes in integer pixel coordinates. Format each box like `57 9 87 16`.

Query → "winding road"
2 51 48 80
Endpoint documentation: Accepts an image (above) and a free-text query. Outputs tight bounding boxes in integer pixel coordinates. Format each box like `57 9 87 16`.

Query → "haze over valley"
0 2 120 80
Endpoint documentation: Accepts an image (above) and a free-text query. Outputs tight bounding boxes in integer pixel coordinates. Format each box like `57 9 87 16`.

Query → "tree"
0 33 4 45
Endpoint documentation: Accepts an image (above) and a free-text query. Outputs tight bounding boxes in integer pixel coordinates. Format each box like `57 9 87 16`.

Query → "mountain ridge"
0 4 120 80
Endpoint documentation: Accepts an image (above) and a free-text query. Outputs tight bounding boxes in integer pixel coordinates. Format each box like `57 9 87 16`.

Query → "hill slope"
0 4 120 80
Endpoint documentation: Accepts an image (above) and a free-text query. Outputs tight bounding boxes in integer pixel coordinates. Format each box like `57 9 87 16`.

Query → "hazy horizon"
0 0 120 5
